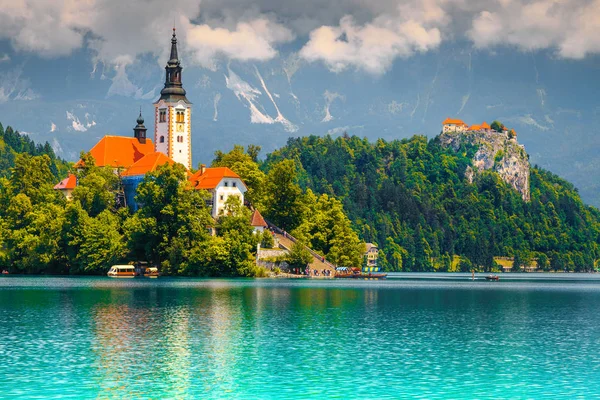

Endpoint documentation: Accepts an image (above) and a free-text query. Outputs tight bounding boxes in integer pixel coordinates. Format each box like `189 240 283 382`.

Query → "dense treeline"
263 134 600 272
0 123 69 179
0 126 362 275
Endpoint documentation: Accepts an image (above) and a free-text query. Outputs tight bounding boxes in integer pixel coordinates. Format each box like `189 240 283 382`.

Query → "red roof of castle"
481 121 491 129
121 152 176 177
53 174 77 190
189 167 245 190
75 136 154 168
250 209 267 227
468 124 481 131
443 118 466 126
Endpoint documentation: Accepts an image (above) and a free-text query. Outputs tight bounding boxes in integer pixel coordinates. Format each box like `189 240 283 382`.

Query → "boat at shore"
335 267 387 279
107 265 136 278
143 267 160 278
485 274 500 281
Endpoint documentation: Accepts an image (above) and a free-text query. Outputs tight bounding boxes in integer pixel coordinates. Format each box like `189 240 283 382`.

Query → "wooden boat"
107 265 136 278
1 270 8 275
143 267 160 278
485 274 500 281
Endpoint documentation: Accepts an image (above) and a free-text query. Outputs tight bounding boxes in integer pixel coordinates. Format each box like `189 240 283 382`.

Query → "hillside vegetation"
263 134 600 272
0 123 69 179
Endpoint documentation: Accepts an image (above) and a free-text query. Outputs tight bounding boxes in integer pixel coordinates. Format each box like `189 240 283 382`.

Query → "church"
54 29 247 216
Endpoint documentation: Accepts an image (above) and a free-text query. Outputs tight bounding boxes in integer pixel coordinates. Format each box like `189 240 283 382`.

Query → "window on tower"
159 109 166 123
159 136 165 143
177 136 183 143
176 111 184 123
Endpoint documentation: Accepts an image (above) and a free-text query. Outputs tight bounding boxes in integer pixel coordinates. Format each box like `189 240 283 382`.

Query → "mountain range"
1 40 599 205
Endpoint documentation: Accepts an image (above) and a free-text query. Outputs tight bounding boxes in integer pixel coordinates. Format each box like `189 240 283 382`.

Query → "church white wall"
154 100 192 169
212 177 247 218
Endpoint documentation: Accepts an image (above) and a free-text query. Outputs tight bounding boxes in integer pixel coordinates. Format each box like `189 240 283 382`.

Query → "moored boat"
485 274 500 281
107 265 136 278
143 267 160 278
335 266 387 279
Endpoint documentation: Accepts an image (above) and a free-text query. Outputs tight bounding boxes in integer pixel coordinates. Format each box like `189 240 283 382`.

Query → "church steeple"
153 28 193 170
169 28 179 62
159 28 190 104
133 108 147 144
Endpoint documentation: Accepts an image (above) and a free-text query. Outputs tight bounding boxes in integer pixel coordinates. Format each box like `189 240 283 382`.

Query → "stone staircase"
269 225 337 274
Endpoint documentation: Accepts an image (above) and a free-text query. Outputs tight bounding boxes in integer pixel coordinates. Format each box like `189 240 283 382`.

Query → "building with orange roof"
53 174 77 200
250 209 268 233
442 118 467 133
468 124 482 131
121 152 177 211
189 165 248 218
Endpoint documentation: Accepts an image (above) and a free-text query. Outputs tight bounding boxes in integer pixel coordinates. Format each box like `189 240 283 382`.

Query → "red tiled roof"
121 152 176 177
75 136 154 168
443 118 466 126
54 174 77 190
189 167 246 190
481 121 491 129
250 209 267 227
468 124 481 131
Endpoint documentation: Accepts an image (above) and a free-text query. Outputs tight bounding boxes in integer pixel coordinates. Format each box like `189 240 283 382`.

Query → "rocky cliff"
439 130 530 201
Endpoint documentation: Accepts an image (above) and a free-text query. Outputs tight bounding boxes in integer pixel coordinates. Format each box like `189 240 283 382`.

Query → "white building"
442 118 467 133
154 28 192 170
189 165 248 218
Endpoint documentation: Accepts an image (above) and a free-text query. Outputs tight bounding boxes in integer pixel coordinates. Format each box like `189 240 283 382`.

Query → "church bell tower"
154 28 192 169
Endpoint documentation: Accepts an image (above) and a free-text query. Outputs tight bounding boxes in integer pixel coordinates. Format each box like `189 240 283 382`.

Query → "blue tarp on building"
122 175 145 212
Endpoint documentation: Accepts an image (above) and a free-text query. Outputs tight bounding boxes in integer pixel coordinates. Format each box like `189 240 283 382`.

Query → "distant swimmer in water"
472 270 475 280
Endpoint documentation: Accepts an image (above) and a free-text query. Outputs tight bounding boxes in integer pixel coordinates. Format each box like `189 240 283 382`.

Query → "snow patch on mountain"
322 90 344 123
213 93 221 121
51 138 63 155
254 66 297 132
225 67 274 125
66 111 96 132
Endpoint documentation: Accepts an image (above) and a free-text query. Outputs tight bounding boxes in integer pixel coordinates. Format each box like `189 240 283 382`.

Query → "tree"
287 242 312 270
127 163 213 273
9 154 60 205
264 159 306 230
72 167 119 217
491 120 503 132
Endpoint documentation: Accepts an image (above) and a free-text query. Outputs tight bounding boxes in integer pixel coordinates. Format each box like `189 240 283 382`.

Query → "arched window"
176 111 184 123
159 136 165 143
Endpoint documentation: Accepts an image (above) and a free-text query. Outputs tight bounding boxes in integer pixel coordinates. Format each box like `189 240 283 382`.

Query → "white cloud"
0 0 599 80
299 5 444 75
185 17 294 70
468 0 600 59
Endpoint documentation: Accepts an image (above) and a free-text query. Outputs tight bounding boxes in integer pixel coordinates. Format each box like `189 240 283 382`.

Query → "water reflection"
1 278 600 398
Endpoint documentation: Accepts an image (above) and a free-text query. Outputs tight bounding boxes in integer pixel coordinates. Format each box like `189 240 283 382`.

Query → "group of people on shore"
304 267 332 277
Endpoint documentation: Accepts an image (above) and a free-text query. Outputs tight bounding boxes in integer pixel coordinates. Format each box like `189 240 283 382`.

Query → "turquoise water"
1 275 600 398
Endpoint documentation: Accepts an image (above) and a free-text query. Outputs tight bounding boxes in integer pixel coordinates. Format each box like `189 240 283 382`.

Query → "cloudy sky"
0 0 599 75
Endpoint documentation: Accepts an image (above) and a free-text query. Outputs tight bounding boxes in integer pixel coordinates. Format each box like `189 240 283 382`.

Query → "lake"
1 274 600 398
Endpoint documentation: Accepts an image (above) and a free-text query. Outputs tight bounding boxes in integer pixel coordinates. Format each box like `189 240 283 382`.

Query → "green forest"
263 134 600 272
1 121 599 274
